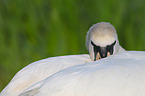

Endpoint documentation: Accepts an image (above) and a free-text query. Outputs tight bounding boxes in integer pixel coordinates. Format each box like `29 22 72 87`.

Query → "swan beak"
94 51 111 61
96 52 100 61
107 52 110 56
94 52 101 61
91 41 115 61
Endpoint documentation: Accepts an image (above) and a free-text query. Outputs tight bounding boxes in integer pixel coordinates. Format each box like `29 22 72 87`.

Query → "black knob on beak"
99 47 107 58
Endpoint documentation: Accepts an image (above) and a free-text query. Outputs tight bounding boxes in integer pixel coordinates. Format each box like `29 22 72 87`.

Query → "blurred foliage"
0 0 145 91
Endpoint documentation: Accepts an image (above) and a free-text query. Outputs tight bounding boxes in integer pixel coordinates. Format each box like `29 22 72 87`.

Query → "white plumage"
0 55 91 96
0 22 125 96
19 51 145 96
86 22 125 60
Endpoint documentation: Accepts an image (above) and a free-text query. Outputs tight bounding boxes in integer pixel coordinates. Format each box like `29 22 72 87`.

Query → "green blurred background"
0 0 145 91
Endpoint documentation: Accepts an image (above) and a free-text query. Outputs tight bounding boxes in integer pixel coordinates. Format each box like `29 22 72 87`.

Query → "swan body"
0 22 125 96
19 51 145 96
0 54 91 96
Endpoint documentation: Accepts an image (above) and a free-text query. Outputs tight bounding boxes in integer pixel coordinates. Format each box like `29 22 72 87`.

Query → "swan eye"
106 41 116 55
91 41 101 53
91 41 96 47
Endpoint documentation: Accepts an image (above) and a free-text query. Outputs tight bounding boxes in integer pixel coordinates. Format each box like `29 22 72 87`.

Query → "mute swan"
19 51 145 96
0 22 125 96
86 22 125 60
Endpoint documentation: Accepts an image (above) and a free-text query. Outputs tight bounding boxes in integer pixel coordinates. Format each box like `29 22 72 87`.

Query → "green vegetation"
0 0 145 91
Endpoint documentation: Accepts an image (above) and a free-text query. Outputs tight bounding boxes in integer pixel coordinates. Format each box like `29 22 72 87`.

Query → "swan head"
86 22 120 61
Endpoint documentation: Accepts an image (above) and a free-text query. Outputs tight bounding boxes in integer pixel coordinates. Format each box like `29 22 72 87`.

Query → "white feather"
0 22 125 96
0 54 91 96
19 51 145 96
86 22 125 60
